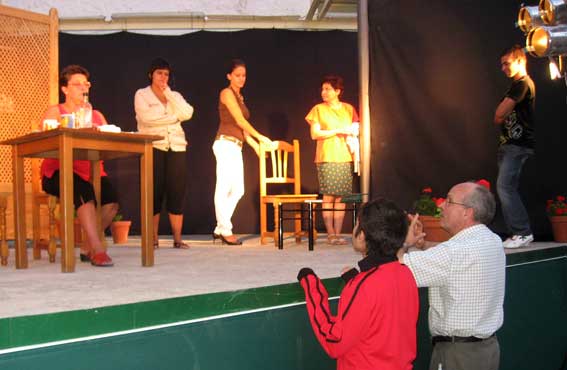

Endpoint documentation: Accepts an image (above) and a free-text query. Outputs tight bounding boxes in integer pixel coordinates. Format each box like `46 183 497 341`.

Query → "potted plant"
111 214 131 244
546 195 567 242
412 187 450 242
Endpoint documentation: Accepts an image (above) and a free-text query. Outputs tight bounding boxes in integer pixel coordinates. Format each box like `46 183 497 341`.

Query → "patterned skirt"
316 162 353 196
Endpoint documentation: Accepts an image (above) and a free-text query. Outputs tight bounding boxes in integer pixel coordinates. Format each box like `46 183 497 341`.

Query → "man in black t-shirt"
493 45 535 249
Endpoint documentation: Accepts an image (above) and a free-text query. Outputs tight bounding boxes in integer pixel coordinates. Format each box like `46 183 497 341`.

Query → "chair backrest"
259 139 302 197
0 4 59 238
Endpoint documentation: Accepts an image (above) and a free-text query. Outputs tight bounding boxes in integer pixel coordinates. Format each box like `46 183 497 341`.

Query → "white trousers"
213 139 244 236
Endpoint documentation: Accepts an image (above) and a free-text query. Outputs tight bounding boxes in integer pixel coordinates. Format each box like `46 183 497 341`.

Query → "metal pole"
278 203 284 250
308 201 314 251
358 0 371 202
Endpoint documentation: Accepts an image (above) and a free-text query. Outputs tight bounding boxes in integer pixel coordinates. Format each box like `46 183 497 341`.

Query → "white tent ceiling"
1 0 357 33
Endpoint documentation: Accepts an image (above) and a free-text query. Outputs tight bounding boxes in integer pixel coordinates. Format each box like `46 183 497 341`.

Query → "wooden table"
0 128 162 272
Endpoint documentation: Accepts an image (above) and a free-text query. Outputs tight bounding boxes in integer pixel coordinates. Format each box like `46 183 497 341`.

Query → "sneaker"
503 234 534 249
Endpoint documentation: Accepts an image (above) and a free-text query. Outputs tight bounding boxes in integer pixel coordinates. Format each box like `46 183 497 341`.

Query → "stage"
0 235 565 370
0 234 361 319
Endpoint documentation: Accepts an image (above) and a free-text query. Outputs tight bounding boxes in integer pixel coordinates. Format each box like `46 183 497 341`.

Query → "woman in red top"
298 199 419 370
41 65 118 267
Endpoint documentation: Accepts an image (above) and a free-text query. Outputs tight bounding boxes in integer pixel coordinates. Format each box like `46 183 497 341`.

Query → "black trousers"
153 148 187 215
42 171 117 210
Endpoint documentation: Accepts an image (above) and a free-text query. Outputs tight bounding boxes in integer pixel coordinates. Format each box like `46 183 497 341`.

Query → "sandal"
90 252 114 267
154 241 159 249
333 237 349 245
173 241 190 249
327 235 338 245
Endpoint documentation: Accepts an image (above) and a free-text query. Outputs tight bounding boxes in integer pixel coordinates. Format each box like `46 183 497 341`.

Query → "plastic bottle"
82 93 92 128
75 106 83 128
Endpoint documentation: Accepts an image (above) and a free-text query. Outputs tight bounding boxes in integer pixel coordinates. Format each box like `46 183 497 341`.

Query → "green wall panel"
499 257 567 370
1 247 565 370
0 305 335 370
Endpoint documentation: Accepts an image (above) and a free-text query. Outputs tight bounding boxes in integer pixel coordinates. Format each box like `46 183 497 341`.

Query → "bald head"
462 182 496 224
440 182 495 235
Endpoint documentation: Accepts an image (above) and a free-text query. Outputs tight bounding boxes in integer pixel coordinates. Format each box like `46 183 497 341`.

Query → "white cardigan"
135 86 194 151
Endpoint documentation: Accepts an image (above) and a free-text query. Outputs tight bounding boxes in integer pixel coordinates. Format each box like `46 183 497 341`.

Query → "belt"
216 134 243 147
432 334 494 346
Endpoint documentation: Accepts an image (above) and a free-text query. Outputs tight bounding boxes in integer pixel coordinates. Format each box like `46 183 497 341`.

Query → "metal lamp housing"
518 5 545 33
539 0 567 25
527 25 567 56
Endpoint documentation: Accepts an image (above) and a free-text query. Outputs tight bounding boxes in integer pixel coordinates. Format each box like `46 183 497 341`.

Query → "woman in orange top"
305 75 359 245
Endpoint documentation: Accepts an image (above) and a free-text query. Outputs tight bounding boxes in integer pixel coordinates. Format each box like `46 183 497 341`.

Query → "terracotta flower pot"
549 216 567 242
111 220 131 244
420 215 450 242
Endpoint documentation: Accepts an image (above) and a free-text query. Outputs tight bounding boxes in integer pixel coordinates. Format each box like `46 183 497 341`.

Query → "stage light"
526 25 567 56
518 5 544 33
539 0 567 25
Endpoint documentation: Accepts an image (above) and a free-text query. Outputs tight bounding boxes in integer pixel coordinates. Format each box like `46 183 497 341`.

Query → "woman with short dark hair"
305 75 359 245
135 58 194 249
41 64 118 267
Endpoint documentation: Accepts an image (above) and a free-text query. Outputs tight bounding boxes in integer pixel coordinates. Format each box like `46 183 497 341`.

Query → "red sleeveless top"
40 105 108 181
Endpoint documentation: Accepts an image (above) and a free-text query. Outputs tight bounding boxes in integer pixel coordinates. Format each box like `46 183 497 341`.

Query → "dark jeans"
497 144 534 236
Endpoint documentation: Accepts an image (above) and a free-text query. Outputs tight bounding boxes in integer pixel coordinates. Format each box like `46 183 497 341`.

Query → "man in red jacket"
297 198 419 370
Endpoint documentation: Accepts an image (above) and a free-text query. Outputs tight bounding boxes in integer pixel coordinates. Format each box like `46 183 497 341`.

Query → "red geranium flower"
547 195 567 216
414 187 444 217
434 197 445 207
476 179 491 191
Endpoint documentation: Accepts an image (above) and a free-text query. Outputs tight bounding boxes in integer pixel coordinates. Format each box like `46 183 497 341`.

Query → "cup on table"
60 113 75 128
42 119 59 131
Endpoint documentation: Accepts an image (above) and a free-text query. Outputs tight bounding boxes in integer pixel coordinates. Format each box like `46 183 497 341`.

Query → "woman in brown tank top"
212 59 273 245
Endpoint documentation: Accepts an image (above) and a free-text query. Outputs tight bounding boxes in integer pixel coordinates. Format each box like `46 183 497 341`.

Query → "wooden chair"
31 155 59 262
0 5 60 266
0 196 8 265
259 140 318 247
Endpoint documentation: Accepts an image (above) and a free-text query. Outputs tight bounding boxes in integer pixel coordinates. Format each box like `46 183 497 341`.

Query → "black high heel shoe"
212 233 222 244
219 234 242 245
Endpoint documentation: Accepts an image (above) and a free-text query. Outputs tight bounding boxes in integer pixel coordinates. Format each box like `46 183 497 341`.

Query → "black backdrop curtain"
59 30 358 235
368 0 567 238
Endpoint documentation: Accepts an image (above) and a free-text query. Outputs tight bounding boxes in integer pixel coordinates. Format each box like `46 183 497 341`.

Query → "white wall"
2 0 311 18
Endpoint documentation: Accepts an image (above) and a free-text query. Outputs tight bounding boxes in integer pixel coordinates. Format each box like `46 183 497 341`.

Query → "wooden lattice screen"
0 4 58 238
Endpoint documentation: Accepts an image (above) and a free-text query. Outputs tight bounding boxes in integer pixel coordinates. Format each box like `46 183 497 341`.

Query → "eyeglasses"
445 199 470 208
68 81 91 88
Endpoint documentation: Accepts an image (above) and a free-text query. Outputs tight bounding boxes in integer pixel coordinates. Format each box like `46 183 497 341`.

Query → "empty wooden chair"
259 140 318 247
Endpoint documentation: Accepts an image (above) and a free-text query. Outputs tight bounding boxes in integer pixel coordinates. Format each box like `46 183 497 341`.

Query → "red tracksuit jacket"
298 255 419 370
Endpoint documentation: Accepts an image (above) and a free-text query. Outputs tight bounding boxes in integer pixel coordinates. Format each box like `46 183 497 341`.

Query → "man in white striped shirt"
398 182 506 370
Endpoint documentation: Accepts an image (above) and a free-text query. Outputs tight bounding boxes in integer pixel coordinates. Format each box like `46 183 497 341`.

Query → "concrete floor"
0 235 560 319
0 234 361 319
